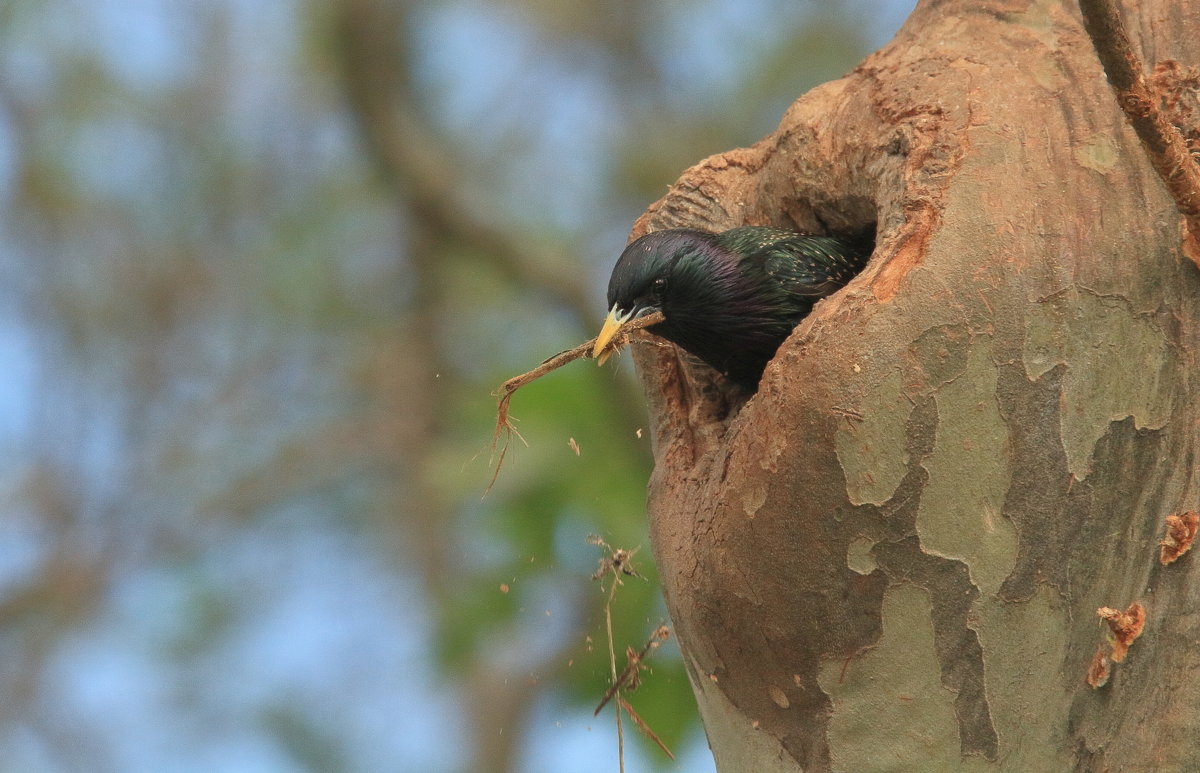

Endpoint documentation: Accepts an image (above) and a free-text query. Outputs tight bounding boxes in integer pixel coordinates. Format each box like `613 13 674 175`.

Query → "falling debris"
588 535 644 582
593 626 671 716
587 535 672 767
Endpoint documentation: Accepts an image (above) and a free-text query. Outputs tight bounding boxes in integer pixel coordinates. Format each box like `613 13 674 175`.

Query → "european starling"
593 226 870 389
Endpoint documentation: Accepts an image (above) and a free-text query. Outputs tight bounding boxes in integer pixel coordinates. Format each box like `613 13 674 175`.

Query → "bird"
593 226 870 389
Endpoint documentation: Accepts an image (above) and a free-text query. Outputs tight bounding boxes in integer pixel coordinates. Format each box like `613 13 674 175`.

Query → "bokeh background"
0 1 914 771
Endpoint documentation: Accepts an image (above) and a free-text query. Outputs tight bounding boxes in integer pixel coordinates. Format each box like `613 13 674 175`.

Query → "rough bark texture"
629 1 1200 770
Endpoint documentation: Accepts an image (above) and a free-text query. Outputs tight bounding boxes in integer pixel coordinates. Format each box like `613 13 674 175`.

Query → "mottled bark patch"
874 539 999 758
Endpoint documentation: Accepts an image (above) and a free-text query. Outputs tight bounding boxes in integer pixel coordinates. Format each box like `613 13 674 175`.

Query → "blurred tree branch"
334 0 595 318
333 0 649 464
332 4 656 772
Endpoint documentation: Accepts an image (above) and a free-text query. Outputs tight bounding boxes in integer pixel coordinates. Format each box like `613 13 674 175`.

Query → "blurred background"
0 1 914 771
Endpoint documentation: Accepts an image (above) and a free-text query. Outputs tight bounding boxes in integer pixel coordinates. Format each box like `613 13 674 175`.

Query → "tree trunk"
630 1 1200 770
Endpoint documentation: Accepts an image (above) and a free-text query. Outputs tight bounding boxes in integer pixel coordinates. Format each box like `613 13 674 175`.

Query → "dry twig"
1078 0 1200 266
619 697 676 761
486 311 665 493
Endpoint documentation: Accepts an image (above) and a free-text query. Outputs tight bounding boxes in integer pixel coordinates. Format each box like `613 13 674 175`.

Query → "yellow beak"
593 305 633 365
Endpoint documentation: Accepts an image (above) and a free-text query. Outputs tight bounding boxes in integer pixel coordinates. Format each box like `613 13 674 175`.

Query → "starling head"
594 226 868 388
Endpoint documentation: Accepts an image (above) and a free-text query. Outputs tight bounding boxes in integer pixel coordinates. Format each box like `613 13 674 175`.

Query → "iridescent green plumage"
598 226 870 388
714 226 864 302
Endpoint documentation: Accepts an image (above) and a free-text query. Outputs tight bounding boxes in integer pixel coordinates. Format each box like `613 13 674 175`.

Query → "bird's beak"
593 305 633 365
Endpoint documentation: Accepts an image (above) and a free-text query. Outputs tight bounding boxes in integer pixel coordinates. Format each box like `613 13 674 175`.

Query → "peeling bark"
629 1 1200 770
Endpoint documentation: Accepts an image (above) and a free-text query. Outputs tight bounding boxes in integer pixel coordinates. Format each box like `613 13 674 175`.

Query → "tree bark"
629 0 1200 770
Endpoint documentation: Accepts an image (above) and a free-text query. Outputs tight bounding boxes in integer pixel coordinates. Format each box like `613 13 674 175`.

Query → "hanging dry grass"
486 311 665 493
